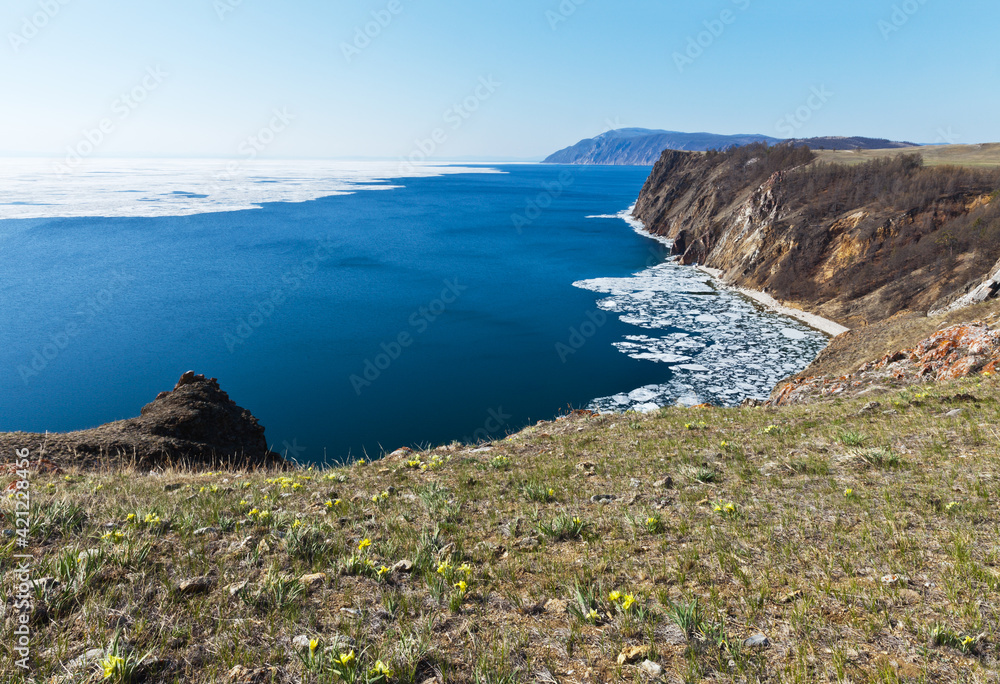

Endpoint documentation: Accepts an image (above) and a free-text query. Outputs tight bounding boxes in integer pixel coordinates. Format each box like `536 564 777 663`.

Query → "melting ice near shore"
577 212 828 413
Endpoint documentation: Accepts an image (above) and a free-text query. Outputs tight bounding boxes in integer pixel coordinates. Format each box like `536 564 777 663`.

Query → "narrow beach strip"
695 265 850 337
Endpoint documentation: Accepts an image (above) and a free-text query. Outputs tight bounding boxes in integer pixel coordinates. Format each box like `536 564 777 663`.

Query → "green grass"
2 373 999 682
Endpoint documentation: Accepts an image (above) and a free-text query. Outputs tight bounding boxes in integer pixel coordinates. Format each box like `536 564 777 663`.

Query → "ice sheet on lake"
0 159 502 220
574 257 828 412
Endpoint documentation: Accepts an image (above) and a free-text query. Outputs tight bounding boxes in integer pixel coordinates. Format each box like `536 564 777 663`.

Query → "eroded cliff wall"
633 144 1000 328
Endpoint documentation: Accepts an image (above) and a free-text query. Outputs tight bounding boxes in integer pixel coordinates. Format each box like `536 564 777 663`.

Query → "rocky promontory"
0 372 285 469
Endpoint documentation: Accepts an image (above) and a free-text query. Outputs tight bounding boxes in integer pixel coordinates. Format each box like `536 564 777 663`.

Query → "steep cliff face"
634 144 1000 328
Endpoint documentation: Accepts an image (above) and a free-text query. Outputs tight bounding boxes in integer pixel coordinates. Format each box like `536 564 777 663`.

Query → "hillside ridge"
544 129 919 165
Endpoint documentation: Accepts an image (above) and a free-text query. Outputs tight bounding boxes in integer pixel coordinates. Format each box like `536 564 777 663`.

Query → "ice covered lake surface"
0 161 827 460
575 258 828 413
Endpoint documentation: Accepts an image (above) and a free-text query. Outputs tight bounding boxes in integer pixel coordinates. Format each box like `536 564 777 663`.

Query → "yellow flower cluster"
608 590 636 611
713 502 737 515
411 454 448 471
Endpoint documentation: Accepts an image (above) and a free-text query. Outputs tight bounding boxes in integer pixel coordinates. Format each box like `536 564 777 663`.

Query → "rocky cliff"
633 143 1000 329
0 372 286 469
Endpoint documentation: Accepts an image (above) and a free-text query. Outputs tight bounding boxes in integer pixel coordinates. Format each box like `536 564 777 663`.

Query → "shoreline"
625 209 850 338
694 265 850 337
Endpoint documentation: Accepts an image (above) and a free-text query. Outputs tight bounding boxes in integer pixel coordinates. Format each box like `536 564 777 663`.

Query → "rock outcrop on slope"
633 143 1000 329
772 320 1000 405
0 372 285 469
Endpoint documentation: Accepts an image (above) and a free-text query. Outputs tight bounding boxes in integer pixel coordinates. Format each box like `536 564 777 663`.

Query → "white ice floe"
0 158 501 220
577 216 829 413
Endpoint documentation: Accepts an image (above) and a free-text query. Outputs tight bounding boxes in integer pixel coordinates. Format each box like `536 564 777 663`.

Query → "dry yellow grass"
3 374 1000 683
813 144 1000 168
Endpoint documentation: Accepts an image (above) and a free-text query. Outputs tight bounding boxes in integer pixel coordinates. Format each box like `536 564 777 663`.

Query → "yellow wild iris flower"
102 655 125 679
358 538 372 551
371 660 393 677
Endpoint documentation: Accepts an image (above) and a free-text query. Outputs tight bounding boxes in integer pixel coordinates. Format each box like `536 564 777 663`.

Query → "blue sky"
2 0 998 160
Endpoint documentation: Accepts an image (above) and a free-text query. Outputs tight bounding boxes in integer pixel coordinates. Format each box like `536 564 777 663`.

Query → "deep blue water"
1 164 685 461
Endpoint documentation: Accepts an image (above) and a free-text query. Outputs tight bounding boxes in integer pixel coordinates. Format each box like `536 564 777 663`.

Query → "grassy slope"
4 376 1000 683
813 144 1000 168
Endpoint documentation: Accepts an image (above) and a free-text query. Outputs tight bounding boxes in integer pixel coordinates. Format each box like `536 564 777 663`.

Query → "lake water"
0 160 826 462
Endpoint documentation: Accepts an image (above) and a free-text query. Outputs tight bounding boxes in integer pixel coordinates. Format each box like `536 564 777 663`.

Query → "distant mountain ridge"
543 128 920 165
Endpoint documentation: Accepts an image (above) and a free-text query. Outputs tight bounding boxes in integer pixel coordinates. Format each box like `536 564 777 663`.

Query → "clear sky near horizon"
2 0 998 161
